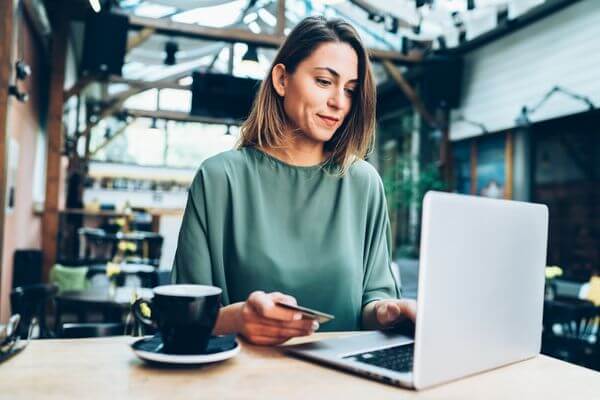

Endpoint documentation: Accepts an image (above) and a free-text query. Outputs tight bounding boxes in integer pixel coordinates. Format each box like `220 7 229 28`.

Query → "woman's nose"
327 88 345 109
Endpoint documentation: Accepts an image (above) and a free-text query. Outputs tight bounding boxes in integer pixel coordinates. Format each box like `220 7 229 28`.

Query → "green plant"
383 157 446 258
383 157 446 212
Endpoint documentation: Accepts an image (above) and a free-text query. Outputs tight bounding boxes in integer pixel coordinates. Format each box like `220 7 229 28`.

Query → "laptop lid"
413 192 548 389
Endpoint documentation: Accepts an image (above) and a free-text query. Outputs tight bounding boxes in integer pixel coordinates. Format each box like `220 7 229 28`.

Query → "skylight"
134 2 177 18
170 0 247 28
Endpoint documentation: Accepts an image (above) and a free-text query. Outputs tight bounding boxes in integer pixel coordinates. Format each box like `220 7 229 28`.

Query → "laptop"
285 191 549 390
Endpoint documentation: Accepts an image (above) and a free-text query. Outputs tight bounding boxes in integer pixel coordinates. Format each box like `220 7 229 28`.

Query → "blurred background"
0 0 598 368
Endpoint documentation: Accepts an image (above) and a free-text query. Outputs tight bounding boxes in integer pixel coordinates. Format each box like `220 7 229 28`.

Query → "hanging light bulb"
89 0 101 13
240 45 259 68
148 118 162 134
164 41 178 66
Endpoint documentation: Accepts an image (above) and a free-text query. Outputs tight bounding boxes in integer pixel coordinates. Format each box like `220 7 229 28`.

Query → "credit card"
275 301 335 324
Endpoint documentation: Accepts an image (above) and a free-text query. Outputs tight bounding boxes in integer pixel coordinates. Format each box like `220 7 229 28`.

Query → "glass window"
124 89 159 110
170 0 246 27
92 119 238 169
165 122 237 169
159 89 192 112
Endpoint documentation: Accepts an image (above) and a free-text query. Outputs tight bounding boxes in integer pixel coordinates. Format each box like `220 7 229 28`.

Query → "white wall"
159 214 184 271
450 0 600 140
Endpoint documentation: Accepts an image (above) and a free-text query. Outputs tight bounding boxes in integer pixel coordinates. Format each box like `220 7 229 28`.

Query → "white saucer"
131 335 240 365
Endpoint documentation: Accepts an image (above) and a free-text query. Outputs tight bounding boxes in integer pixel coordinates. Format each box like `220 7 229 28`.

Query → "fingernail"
293 313 302 320
312 321 320 331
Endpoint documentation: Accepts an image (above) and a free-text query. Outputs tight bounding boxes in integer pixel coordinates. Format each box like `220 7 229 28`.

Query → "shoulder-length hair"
236 16 376 175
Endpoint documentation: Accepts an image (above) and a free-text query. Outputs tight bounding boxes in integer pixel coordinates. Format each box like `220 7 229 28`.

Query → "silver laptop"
285 191 549 390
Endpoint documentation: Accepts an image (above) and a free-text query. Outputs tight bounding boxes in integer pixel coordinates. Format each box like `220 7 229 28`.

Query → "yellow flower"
140 303 152 318
118 241 137 252
114 217 126 227
106 262 121 278
545 266 563 280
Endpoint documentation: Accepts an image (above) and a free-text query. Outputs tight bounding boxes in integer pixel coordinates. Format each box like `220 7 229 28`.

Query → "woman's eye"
316 78 331 86
344 88 355 96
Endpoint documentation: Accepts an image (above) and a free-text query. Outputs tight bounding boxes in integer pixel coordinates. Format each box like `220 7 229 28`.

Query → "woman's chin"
306 128 336 143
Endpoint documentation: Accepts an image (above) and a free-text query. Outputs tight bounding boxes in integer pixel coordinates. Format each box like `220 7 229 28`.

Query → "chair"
140 233 163 267
12 249 43 288
78 228 116 263
10 284 59 339
542 297 600 371
59 322 125 338
114 268 158 288
50 264 89 293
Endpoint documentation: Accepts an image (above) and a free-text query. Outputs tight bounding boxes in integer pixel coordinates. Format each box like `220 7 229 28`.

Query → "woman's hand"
236 291 319 346
375 299 417 328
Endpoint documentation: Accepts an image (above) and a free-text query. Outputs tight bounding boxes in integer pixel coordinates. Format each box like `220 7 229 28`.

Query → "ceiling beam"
124 108 242 126
382 60 439 129
127 27 156 53
89 119 136 157
124 13 419 64
442 0 583 55
63 75 95 102
108 75 190 91
79 63 207 143
126 13 282 47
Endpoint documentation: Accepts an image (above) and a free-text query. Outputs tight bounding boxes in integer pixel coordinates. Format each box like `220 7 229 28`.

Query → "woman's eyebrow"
313 67 358 83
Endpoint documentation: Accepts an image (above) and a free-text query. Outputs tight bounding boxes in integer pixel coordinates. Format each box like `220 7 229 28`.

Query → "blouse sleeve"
361 176 401 307
171 170 214 285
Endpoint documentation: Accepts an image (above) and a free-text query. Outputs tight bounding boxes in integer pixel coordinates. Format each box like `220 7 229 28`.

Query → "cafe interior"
0 0 599 396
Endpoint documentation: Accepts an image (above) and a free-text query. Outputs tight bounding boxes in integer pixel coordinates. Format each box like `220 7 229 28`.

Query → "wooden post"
436 108 452 188
470 141 478 195
276 0 285 36
505 131 514 199
41 7 68 282
0 0 16 323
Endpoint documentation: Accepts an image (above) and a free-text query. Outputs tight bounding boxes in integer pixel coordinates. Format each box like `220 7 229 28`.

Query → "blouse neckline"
245 146 331 172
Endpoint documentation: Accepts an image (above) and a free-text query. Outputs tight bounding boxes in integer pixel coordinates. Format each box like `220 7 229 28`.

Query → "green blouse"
172 146 400 331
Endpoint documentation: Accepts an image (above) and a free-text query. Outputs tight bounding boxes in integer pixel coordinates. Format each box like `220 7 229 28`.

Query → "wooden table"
1 332 599 400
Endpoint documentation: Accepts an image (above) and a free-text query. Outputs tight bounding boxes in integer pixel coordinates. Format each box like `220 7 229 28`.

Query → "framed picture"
451 132 513 199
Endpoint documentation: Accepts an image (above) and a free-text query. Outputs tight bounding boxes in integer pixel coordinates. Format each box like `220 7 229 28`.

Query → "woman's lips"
317 114 339 128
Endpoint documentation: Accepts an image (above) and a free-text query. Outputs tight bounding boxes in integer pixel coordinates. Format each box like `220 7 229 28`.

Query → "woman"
172 16 416 346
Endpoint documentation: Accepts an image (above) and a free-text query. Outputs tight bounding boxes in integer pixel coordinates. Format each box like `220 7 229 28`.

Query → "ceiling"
109 0 549 81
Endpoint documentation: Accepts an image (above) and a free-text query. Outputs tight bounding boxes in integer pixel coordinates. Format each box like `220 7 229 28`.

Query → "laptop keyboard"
344 343 414 373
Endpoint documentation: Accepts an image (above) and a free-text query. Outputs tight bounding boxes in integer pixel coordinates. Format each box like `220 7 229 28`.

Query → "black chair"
10 284 58 339
78 227 116 263
59 322 125 338
12 249 43 288
122 269 169 288
140 233 163 267
542 297 600 371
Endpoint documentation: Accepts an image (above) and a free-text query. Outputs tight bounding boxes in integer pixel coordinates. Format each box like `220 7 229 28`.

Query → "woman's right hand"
236 291 319 346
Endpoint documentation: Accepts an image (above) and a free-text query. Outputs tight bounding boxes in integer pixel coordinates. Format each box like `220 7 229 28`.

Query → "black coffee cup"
133 284 222 354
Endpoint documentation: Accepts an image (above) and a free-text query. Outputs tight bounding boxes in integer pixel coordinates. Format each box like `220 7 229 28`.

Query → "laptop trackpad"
286 331 414 358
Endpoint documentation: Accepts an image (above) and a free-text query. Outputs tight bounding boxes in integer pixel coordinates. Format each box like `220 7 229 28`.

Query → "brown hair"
236 16 376 175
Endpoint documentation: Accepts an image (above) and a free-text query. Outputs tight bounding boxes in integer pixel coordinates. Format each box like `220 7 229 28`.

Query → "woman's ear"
271 63 287 97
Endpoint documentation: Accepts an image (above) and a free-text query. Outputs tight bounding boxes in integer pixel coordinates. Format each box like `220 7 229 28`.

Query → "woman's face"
272 41 359 145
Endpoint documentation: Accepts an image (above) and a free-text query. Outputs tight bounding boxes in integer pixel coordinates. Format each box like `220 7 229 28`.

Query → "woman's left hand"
374 299 417 328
